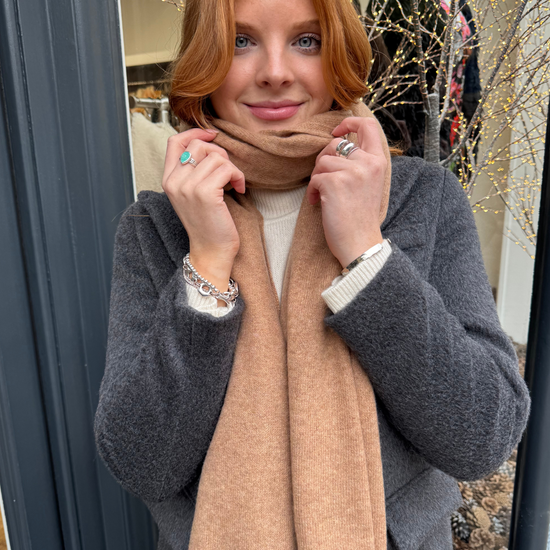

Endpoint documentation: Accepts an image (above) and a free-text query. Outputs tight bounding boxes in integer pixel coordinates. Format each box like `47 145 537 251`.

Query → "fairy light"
358 0 549 255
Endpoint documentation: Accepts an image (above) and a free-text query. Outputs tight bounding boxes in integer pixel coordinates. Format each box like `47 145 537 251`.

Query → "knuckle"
209 144 229 158
317 155 332 170
162 175 176 193
194 185 211 204
167 134 185 150
179 183 191 200
208 151 224 163
165 174 191 200
351 165 363 179
217 162 233 175
373 155 387 172
333 173 346 186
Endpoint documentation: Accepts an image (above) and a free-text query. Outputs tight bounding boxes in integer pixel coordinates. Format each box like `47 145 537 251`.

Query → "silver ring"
336 140 360 159
344 146 360 158
335 139 351 156
180 151 198 167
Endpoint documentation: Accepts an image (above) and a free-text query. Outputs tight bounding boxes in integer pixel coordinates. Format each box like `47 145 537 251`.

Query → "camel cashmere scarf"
187 102 392 550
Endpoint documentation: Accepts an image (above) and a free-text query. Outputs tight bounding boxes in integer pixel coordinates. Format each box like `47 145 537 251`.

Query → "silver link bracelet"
182 253 239 307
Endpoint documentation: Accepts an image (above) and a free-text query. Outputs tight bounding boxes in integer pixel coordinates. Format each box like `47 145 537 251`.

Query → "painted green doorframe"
0 0 156 547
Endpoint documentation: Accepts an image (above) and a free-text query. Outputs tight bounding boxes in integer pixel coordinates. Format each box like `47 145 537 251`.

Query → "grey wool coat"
94 156 531 550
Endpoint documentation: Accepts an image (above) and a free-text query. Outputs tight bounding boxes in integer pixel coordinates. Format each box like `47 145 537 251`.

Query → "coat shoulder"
116 191 189 270
384 156 449 232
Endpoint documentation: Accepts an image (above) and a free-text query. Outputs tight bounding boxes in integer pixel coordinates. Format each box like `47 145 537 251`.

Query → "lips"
245 100 303 121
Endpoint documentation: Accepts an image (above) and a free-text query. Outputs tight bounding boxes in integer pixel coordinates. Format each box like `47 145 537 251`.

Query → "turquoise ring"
180 151 198 167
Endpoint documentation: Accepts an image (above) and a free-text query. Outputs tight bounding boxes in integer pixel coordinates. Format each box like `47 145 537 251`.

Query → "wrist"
187 253 235 307
338 231 384 269
189 253 233 286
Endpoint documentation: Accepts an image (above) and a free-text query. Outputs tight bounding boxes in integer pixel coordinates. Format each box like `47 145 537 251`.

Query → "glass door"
119 0 183 197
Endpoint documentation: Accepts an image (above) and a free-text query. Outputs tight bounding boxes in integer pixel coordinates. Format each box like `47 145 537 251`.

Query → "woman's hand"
306 117 388 269
162 128 246 298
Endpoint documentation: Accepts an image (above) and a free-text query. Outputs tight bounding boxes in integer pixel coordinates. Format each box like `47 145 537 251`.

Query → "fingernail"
206 129 219 134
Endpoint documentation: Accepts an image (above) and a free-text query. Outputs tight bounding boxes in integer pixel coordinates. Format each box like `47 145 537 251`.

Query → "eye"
235 35 249 49
295 34 321 52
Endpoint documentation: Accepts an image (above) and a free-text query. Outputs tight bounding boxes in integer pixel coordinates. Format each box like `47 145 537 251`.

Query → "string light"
360 0 548 256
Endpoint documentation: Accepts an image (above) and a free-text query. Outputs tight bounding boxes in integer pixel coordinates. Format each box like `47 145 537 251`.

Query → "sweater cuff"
185 282 232 318
321 239 392 314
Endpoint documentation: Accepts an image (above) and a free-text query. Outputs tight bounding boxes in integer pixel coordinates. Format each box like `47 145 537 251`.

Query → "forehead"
234 0 320 30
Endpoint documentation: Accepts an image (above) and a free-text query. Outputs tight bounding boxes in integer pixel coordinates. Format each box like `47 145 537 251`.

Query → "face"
209 0 334 132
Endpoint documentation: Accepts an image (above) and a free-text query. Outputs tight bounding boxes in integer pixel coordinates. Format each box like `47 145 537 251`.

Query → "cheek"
303 59 331 103
221 60 256 97
211 66 245 115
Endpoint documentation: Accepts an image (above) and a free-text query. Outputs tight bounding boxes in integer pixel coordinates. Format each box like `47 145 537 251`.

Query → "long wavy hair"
169 0 374 129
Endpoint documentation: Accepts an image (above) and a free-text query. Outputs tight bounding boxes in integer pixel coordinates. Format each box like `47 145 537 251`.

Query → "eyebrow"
235 19 321 33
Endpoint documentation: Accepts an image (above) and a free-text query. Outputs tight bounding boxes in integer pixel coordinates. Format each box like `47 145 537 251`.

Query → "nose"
255 44 295 89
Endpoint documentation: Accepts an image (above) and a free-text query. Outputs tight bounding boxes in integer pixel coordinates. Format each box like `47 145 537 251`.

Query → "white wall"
496 0 548 344
120 0 182 66
497 209 536 343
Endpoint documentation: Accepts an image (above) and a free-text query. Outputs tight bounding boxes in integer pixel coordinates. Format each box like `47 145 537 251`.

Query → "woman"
94 0 530 548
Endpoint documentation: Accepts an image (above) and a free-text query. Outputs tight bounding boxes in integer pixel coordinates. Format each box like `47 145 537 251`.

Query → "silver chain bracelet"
182 253 239 307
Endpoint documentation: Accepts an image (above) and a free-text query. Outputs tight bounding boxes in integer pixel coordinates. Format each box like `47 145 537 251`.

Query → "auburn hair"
169 0 374 129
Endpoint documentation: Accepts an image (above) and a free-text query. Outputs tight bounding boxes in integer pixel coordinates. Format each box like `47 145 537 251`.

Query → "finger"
331 116 386 158
313 137 345 167
163 129 219 182
311 138 367 177
306 177 320 206
199 161 246 196
164 139 230 187
185 139 230 163
306 172 331 206
311 150 356 178
184 151 245 193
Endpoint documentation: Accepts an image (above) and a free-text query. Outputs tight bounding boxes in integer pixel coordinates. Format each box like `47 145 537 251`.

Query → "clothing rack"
129 95 171 124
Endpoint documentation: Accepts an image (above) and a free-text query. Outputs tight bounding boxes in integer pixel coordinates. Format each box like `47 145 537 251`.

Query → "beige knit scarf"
188 102 391 549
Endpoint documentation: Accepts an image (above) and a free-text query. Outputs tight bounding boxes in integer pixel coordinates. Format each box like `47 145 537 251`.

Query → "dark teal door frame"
509 97 550 550
0 0 156 547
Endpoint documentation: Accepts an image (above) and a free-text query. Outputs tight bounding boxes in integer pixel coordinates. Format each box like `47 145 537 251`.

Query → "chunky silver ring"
344 146 360 158
180 151 198 167
336 140 360 159
335 139 351 156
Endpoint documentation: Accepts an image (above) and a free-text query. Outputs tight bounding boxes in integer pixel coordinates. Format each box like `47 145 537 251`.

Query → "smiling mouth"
245 102 303 121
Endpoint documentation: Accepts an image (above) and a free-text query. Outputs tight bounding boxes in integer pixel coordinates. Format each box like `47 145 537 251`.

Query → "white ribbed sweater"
186 187 392 317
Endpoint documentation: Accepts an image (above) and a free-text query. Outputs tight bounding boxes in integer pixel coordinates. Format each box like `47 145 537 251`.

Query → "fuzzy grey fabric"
94 156 530 550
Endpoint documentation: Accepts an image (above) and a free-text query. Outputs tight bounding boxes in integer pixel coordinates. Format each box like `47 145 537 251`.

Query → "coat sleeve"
94 207 244 502
324 167 531 481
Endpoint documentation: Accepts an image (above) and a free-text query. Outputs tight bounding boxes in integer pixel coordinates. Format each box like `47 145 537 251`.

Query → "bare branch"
434 0 456 92
412 0 430 107
442 0 530 167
